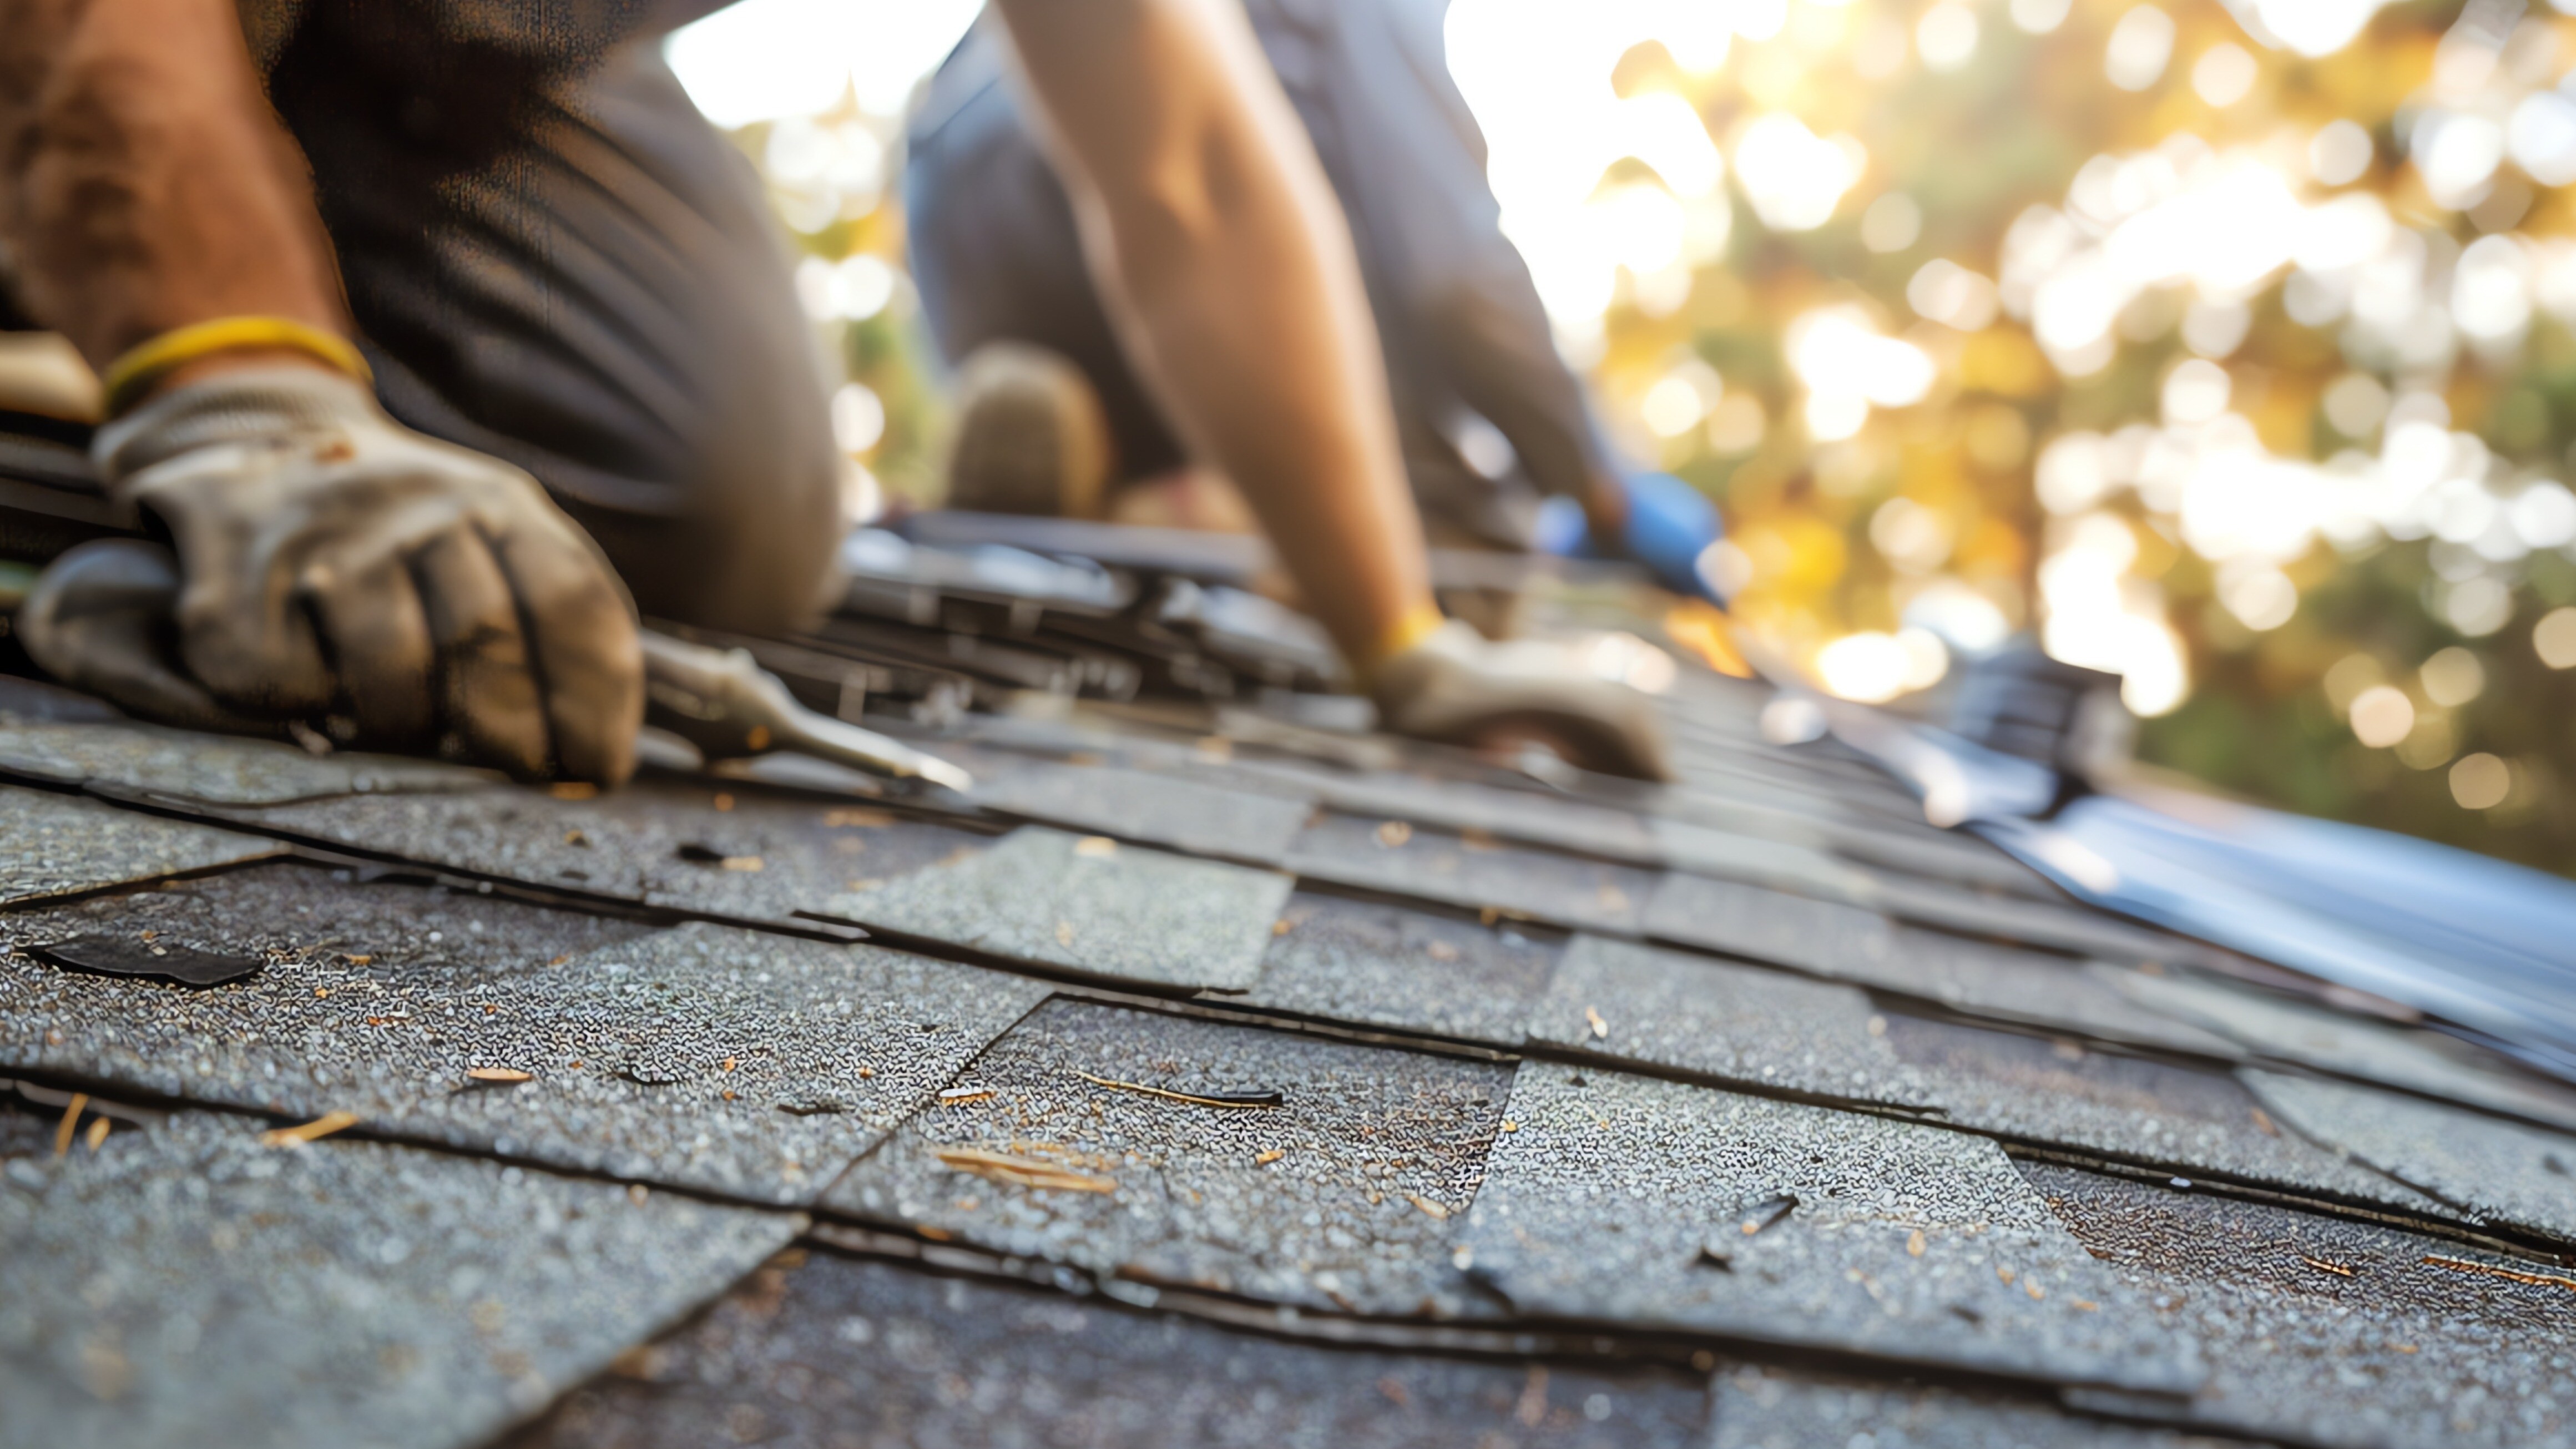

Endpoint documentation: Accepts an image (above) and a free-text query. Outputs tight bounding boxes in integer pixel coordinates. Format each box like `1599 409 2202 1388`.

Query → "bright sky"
664 0 1753 342
665 0 986 128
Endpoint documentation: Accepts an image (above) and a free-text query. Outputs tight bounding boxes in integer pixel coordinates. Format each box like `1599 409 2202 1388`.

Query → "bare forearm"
0 0 343 368
990 0 1432 663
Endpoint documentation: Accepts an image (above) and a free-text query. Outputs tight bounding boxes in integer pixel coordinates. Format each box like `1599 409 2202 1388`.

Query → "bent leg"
268 23 843 634
905 19 1190 486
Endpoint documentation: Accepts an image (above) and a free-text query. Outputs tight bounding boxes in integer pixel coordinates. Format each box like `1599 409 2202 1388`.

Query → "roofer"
907 0 1728 604
0 0 1671 784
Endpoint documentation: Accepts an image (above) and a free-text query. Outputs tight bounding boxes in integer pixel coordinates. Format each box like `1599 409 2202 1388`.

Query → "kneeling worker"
908 0 1728 606
0 0 1669 781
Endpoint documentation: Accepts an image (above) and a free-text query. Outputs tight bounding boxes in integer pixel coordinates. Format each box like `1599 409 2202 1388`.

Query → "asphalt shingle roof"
6 649 2575 1448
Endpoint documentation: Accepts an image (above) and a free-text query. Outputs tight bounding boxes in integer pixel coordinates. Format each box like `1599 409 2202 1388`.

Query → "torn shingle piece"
1710 1366 2240 1449
0 784 282 907
0 719 490 805
1233 891 1562 1047
0 1109 797 1449
2023 1160 2576 1448
24 934 262 988
1641 872 1900 980
2243 1069 2576 1245
836 826 1290 990
823 998 1511 1313
1530 936 1928 1111
1457 1061 2204 1396
0 867 1048 1204
503 1250 1714 1449
1285 812 1654 935
968 760 1315 864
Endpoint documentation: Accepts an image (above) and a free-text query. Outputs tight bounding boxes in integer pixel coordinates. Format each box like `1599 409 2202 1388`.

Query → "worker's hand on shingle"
1368 620 1674 782
85 367 643 784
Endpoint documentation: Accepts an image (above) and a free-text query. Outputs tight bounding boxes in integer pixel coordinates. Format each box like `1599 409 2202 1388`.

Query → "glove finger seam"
468 516 565 780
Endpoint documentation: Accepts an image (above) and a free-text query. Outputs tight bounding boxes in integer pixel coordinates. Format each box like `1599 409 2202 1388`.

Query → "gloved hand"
1534 472 1728 603
1369 619 1673 781
69 366 642 782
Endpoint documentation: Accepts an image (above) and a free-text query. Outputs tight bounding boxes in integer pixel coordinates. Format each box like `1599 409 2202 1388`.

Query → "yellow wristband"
1356 599 1446 679
100 316 373 418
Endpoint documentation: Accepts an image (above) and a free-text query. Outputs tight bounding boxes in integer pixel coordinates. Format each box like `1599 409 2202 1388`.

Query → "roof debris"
933 1147 1118 1194
51 1090 86 1158
260 1110 360 1147
28 934 262 988
2421 1254 2576 1293
1072 1070 1281 1109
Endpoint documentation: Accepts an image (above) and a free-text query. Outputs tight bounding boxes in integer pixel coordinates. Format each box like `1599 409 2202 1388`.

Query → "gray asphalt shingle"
0 785 284 908
823 998 1511 1313
0 1108 796 1449
0 867 1049 1204
1457 1061 2206 1397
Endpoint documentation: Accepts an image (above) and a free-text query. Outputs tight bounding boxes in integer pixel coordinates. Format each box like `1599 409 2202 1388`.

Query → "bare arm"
987 0 1437 667
0 0 345 371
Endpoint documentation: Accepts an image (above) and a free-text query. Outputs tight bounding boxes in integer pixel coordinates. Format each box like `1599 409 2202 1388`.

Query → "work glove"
60 366 643 783
1535 472 1730 603
1370 619 1674 781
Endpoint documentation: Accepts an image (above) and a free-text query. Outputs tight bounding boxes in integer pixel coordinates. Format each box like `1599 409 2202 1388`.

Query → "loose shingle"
1286 813 1654 934
0 1108 795 1449
837 826 1291 989
1234 891 1562 1047
2024 1160 2576 1448
1458 1061 2204 1396
2244 1069 2576 1245
507 1249 1711 1449
0 866 1048 1204
824 998 1512 1313
0 785 282 907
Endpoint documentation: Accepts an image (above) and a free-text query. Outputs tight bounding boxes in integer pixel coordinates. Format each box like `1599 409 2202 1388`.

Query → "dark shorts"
256 3 841 632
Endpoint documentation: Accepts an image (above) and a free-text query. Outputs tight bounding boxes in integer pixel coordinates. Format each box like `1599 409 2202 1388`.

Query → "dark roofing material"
6 651 2575 1448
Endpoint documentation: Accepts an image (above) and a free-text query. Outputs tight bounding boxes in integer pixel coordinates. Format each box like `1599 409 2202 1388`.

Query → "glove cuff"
92 366 385 487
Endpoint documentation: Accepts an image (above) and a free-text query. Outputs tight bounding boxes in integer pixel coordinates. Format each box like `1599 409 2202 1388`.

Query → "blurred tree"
1549 0 2576 876
698 0 2576 876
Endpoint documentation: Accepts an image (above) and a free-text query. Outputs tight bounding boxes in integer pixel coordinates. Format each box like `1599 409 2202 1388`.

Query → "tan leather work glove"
73 367 642 784
1369 620 1675 782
